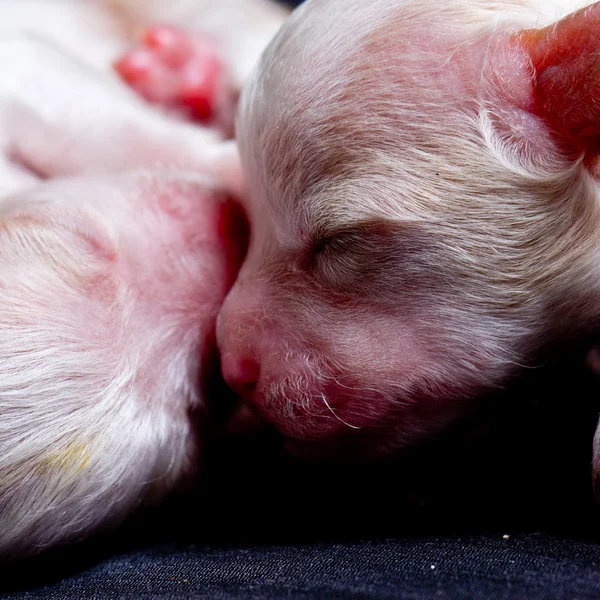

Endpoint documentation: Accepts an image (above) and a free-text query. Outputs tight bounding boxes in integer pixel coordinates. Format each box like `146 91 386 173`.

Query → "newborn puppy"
0 33 248 556
0 170 246 557
0 0 288 556
219 0 600 461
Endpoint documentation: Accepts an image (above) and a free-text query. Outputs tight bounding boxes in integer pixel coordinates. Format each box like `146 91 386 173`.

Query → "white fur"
0 170 231 556
0 1 276 555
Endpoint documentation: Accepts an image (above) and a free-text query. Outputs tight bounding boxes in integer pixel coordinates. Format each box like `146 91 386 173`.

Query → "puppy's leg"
115 25 235 130
0 35 241 193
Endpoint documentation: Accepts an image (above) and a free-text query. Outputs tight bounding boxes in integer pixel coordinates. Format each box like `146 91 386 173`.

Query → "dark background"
3 0 600 598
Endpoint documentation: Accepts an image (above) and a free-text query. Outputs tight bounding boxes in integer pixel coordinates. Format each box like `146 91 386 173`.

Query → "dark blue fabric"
5 534 600 600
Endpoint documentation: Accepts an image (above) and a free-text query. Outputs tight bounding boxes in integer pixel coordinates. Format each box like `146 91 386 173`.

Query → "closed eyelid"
310 218 410 253
306 219 403 281
305 218 450 304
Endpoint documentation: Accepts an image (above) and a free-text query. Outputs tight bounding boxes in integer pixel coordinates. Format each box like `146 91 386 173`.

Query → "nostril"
221 353 260 397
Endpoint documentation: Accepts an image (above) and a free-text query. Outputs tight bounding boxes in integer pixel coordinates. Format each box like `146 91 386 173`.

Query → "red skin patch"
114 25 225 123
516 2 600 157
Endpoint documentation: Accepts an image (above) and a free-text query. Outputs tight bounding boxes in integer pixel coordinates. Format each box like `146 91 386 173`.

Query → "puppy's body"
0 34 239 195
219 0 600 462
0 0 288 136
0 169 246 557
0 17 249 556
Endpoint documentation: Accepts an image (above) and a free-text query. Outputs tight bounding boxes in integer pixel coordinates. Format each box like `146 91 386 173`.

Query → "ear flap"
0 204 117 266
515 2 600 158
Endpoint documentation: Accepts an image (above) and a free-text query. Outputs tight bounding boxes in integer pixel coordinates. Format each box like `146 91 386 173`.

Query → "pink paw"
114 25 228 124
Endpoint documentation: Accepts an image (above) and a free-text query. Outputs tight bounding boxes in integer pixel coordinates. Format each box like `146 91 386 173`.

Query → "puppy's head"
0 172 243 556
219 0 600 458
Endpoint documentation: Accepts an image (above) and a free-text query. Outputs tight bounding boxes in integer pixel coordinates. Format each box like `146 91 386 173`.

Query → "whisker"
320 393 360 430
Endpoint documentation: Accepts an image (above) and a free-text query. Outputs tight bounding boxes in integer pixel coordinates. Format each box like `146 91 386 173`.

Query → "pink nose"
220 352 260 397
217 292 261 398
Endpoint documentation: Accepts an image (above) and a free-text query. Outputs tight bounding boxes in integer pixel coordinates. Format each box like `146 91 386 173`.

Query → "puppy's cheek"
218 277 435 448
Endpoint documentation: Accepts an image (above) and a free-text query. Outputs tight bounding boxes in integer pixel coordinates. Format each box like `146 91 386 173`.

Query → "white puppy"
218 0 600 474
0 0 288 556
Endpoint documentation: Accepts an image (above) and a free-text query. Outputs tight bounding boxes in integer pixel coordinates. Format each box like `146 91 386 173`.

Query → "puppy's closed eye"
306 219 446 305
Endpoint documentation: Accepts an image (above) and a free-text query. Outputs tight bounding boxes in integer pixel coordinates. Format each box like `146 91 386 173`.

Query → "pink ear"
515 2 600 158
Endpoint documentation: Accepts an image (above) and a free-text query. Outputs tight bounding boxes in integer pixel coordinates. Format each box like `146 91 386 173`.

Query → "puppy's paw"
114 25 233 127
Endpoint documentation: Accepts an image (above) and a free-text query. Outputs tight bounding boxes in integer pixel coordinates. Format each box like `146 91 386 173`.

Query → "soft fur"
0 170 242 556
0 0 279 557
220 0 600 460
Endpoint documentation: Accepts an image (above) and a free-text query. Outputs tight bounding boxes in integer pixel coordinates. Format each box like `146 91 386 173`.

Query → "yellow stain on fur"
41 442 91 474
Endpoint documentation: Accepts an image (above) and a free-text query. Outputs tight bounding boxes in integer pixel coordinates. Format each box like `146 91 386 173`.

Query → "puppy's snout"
221 351 260 396
217 283 261 399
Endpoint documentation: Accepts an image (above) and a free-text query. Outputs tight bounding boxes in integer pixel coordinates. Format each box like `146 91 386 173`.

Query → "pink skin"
115 25 236 132
217 0 600 460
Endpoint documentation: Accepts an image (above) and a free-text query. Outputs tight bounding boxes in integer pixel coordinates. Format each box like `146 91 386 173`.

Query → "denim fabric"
4 534 600 600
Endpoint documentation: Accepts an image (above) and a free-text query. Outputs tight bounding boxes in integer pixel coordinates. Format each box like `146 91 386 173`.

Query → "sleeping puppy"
0 169 246 557
0 17 251 556
219 0 600 474
0 0 291 557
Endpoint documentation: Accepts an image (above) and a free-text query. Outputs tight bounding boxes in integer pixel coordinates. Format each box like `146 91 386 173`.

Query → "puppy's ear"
515 2 600 159
0 204 117 264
